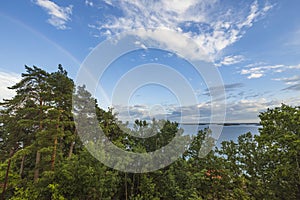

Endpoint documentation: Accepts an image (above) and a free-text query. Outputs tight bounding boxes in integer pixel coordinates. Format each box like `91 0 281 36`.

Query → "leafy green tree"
2 65 300 200
256 104 300 199
0 65 76 199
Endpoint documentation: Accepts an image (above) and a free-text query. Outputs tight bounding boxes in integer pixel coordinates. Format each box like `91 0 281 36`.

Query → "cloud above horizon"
112 96 290 124
91 0 273 61
0 71 20 102
215 55 245 66
35 0 73 30
273 75 300 85
274 75 300 91
240 63 300 79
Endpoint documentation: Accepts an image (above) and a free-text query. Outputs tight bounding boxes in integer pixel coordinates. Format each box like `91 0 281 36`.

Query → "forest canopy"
0 65 299 200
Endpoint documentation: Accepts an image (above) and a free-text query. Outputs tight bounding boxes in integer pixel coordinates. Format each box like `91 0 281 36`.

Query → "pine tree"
47 65 75 169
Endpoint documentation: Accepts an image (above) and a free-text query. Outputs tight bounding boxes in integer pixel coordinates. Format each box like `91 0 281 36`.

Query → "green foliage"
1 66 299 199
10 185 39 200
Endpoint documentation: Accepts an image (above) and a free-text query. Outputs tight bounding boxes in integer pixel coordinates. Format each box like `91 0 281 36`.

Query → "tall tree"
47 65 75 169
1 66 51 183
256 104 300 199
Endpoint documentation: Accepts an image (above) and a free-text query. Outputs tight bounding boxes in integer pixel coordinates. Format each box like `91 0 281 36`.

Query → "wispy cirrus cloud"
35 0 73 30
240 63 300 79
273 75 300 85
272 75 300 91
90 0 273 61
203 83 244 96
215 55 245 66
113 96 291 123
282 84 300 91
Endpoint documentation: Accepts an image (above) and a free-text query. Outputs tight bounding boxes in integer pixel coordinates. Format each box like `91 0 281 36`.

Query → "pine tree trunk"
51 136 58 170
1 148 14 200
19 155 25 178
51 113 61 170
68 128 76 159
34 98 43 182
68 141 75 159
34 151 41 182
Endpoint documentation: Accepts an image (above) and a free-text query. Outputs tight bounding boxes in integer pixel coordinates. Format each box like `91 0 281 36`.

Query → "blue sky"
0 0 300 123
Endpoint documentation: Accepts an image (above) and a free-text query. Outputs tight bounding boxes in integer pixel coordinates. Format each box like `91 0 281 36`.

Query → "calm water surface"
180 124 261 148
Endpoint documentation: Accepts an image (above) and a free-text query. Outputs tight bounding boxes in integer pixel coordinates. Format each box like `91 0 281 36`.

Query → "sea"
125 122 261 148
179 124 261 148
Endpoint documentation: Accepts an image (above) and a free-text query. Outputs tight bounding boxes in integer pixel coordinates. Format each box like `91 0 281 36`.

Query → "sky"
0 0 300 123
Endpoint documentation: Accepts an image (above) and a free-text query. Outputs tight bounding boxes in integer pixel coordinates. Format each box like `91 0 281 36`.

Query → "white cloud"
0 71 20 102
113 104 170 122
237 0 260 28
133 28 210 61
273 75 300 85
287 64 300 70
240 63 292 79
103 0 113 6
247 73 263 79
215 55 245 66
224 98 280 122
112 96 286 123
35 0 73 30
91 0 272 62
